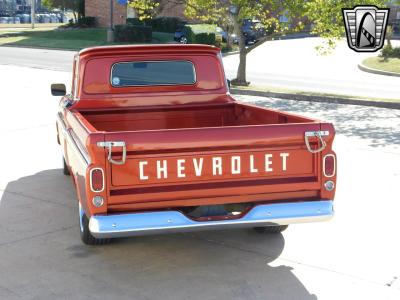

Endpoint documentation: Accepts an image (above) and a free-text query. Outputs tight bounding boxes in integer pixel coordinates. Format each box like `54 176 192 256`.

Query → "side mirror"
227 79 231 89
51 83 66 96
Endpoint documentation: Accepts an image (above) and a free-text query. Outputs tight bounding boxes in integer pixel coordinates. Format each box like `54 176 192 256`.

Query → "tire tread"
253 225 288 234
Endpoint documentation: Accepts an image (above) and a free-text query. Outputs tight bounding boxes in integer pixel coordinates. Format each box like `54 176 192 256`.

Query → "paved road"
0 64 399 299
0 38 399 99
0 46 74 71
224 38 400 99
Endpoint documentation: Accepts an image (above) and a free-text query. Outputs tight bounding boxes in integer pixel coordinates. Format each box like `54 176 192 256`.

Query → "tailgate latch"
304 131 329 154
97 141 126 165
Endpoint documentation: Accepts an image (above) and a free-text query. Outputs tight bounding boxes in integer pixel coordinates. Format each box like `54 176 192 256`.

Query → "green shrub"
380 44 400 59
183 25 196 43
150 17 184 33
183 24 217 46
195 32 216 45
114 25 152 43
393 47 400 58
78 16 96 27
126 18 144 26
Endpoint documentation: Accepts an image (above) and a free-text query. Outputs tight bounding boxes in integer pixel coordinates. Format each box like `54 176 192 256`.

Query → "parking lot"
0 64 400 299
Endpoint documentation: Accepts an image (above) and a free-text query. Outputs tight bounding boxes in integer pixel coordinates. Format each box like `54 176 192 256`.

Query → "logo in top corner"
342 6 390 52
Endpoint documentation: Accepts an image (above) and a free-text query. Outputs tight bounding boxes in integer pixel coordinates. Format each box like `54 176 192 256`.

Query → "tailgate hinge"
97 141 126 165
304 131 329 154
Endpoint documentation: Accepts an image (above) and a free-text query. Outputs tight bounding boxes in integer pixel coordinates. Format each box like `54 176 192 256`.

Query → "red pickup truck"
53 45 336 245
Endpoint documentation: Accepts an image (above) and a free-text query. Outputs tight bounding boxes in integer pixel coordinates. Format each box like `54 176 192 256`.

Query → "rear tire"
63 157 70 176
79 203 111 245
253 225 288 234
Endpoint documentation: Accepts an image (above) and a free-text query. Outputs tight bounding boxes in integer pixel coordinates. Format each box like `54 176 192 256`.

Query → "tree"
306 0 386 53
130 0 389 85
42 0 85 21
183 0 306 86
128 0 160 21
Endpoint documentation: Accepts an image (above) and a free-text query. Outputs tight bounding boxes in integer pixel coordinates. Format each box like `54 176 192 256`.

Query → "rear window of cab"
111 61 196 87
81 55 224 94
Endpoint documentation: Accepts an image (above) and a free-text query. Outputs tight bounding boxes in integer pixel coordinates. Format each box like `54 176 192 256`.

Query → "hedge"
183 24 217 45
78 16 96 27
126 18 144 26
149 17 184 33
194 32 216 45
127 17 184 33
380 44 400 59
114 25 152 43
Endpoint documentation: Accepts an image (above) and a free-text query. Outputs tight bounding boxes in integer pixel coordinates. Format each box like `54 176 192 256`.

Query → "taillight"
323 154 336 177
90 168 104 192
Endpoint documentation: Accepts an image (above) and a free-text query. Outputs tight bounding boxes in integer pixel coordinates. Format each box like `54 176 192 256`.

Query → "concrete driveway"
0 64 399 299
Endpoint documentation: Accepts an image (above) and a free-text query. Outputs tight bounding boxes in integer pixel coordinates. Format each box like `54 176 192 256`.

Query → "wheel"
179 36 188 44
63 157 70 176
253 225 288 234
79 203 111 245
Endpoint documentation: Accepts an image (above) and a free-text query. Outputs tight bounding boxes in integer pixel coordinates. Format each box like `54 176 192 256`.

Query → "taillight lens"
90 168 104 192
323 154 336 177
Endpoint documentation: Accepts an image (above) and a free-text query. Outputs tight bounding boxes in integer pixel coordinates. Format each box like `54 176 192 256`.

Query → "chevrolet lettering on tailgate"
53 45 336 245
120 151 312 185
138 152 291 180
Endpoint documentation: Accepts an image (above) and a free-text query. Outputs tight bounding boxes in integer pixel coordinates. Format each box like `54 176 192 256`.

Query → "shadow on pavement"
0 169 318 299
250 98 400 148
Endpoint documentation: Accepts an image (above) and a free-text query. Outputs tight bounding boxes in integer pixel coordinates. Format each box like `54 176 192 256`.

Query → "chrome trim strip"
57 112 90 166
69 130 91 164
73 55 80 100
323 154 336 178
89 168 105 193
57 111 67 134
89 200 334 238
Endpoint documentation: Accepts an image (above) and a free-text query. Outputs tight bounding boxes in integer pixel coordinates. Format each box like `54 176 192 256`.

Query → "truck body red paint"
54 45 336 245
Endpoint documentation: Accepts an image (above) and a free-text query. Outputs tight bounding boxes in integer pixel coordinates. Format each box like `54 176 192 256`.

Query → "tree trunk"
236 50 247 84
386 25 393 47
225 25 232 50
232 15 248 86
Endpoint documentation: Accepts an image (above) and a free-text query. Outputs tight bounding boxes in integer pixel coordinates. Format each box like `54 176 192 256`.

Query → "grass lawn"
362 56 400 74
0 28 175 50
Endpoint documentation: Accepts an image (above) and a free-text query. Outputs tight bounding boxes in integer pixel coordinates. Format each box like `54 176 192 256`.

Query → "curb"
230 88 400 110
358 62 400 77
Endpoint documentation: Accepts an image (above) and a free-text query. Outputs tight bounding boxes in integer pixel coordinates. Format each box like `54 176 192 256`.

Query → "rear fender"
320 123 337 199
83 133 108 217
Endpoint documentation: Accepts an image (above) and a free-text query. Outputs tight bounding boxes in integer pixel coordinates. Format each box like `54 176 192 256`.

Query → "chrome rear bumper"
89 200 334 239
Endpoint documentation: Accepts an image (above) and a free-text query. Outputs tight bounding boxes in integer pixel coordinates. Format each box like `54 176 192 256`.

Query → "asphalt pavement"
0 37 399 99
223 38 400 99
0 46 74 71
0 64 399 299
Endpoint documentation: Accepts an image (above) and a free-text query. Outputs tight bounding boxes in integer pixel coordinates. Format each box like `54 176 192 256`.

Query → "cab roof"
78 44 221 59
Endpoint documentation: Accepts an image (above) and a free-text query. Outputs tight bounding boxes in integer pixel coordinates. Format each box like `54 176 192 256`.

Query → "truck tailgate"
102 123 329 208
